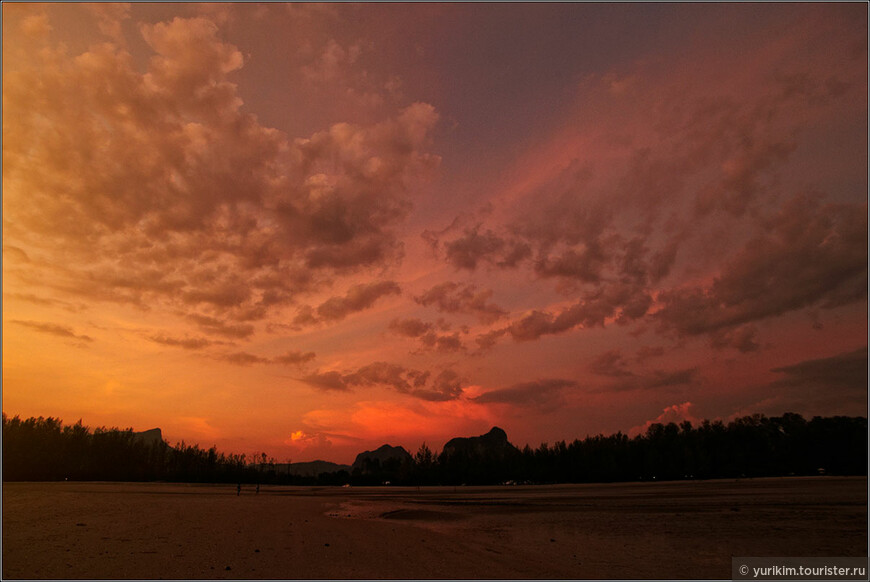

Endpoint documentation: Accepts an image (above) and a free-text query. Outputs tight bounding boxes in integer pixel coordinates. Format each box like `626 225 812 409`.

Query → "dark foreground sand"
2 476 866 579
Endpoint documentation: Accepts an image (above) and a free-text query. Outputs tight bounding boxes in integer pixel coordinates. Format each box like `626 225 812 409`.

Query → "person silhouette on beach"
237 482 241 496
256 483 260 494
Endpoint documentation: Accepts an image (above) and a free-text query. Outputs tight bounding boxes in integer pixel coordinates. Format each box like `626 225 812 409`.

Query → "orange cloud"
2 4 865 465
11 320 94 343
292 398 497 459
4 13 441 353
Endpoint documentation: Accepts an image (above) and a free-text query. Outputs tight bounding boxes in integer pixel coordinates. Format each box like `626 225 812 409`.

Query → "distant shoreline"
2 472 859 486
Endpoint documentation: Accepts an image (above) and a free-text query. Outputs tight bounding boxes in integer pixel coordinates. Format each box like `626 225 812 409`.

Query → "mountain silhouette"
132 428 162 447
352 444 412 473
442 426 517 459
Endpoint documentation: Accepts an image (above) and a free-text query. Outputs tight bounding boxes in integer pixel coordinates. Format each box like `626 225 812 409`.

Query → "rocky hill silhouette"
442 426 517 459
352 444 412 473
132 428 162 447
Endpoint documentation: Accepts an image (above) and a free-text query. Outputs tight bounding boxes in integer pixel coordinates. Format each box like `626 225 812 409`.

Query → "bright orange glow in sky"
3 3 867 464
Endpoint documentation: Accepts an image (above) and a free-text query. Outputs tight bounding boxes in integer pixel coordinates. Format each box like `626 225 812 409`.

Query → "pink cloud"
421 7 866 361
629 401 699 437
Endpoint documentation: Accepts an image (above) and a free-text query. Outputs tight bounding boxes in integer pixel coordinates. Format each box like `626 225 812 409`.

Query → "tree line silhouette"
2 415 258 483
2 412 866 485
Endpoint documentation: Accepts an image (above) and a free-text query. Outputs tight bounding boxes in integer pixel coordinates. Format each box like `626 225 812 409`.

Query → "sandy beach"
2 476 866 579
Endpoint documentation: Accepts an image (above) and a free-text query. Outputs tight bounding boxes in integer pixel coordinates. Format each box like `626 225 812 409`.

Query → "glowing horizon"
3 3 867 465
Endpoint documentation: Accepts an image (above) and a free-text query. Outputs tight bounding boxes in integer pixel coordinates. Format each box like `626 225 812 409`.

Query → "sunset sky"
3 2 867 464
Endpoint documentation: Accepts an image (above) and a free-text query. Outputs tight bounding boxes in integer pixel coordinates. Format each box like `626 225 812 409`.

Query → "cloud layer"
2 4 865 464
301 362 463 401
4 16 439 339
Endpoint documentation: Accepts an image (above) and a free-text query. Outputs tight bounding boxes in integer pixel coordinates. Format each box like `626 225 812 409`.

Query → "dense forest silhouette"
2 412 866 485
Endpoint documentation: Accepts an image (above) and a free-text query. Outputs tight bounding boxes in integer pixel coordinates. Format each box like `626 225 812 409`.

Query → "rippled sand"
3 476 866 579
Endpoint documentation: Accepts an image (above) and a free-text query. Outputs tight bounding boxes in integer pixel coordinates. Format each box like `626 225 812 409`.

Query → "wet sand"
2 476 866 579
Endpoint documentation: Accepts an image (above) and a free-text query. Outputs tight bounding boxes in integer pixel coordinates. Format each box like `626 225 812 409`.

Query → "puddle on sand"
379 508 463 521
325 500 385 520
325 500 467 532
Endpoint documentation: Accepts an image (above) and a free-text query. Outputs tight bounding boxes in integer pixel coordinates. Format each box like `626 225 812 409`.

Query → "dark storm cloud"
414 282 508 323
273 350 317 366
473 378 580 409
291 306 319 329
442 225 531 271
343 361 427 393
474 327 509 352
303 236 402 270
411 370 464 402
443 226 505 270
293 281 402 328
186 314 255 339
181 278 252 310
299 362 464 400
316 281 402 321
588 350 634 378
603 367 700 393
770 346 867 391
300 370 351 392
441 182 863 350
423 41 866 353
634 345 666 362
586 348 699 392
507 159 606 250
534 244 609 284
646 368 700 388
215 349 316 367
147 334 216 350
694 140 796 217
647 238 681 284
221 352 271 366
655 196 867 337
508 281 651 341
710 325 761 353
388 317 434 337
407 330 467 354
387 316 463 351
5 292 83 312
431 219 653 343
